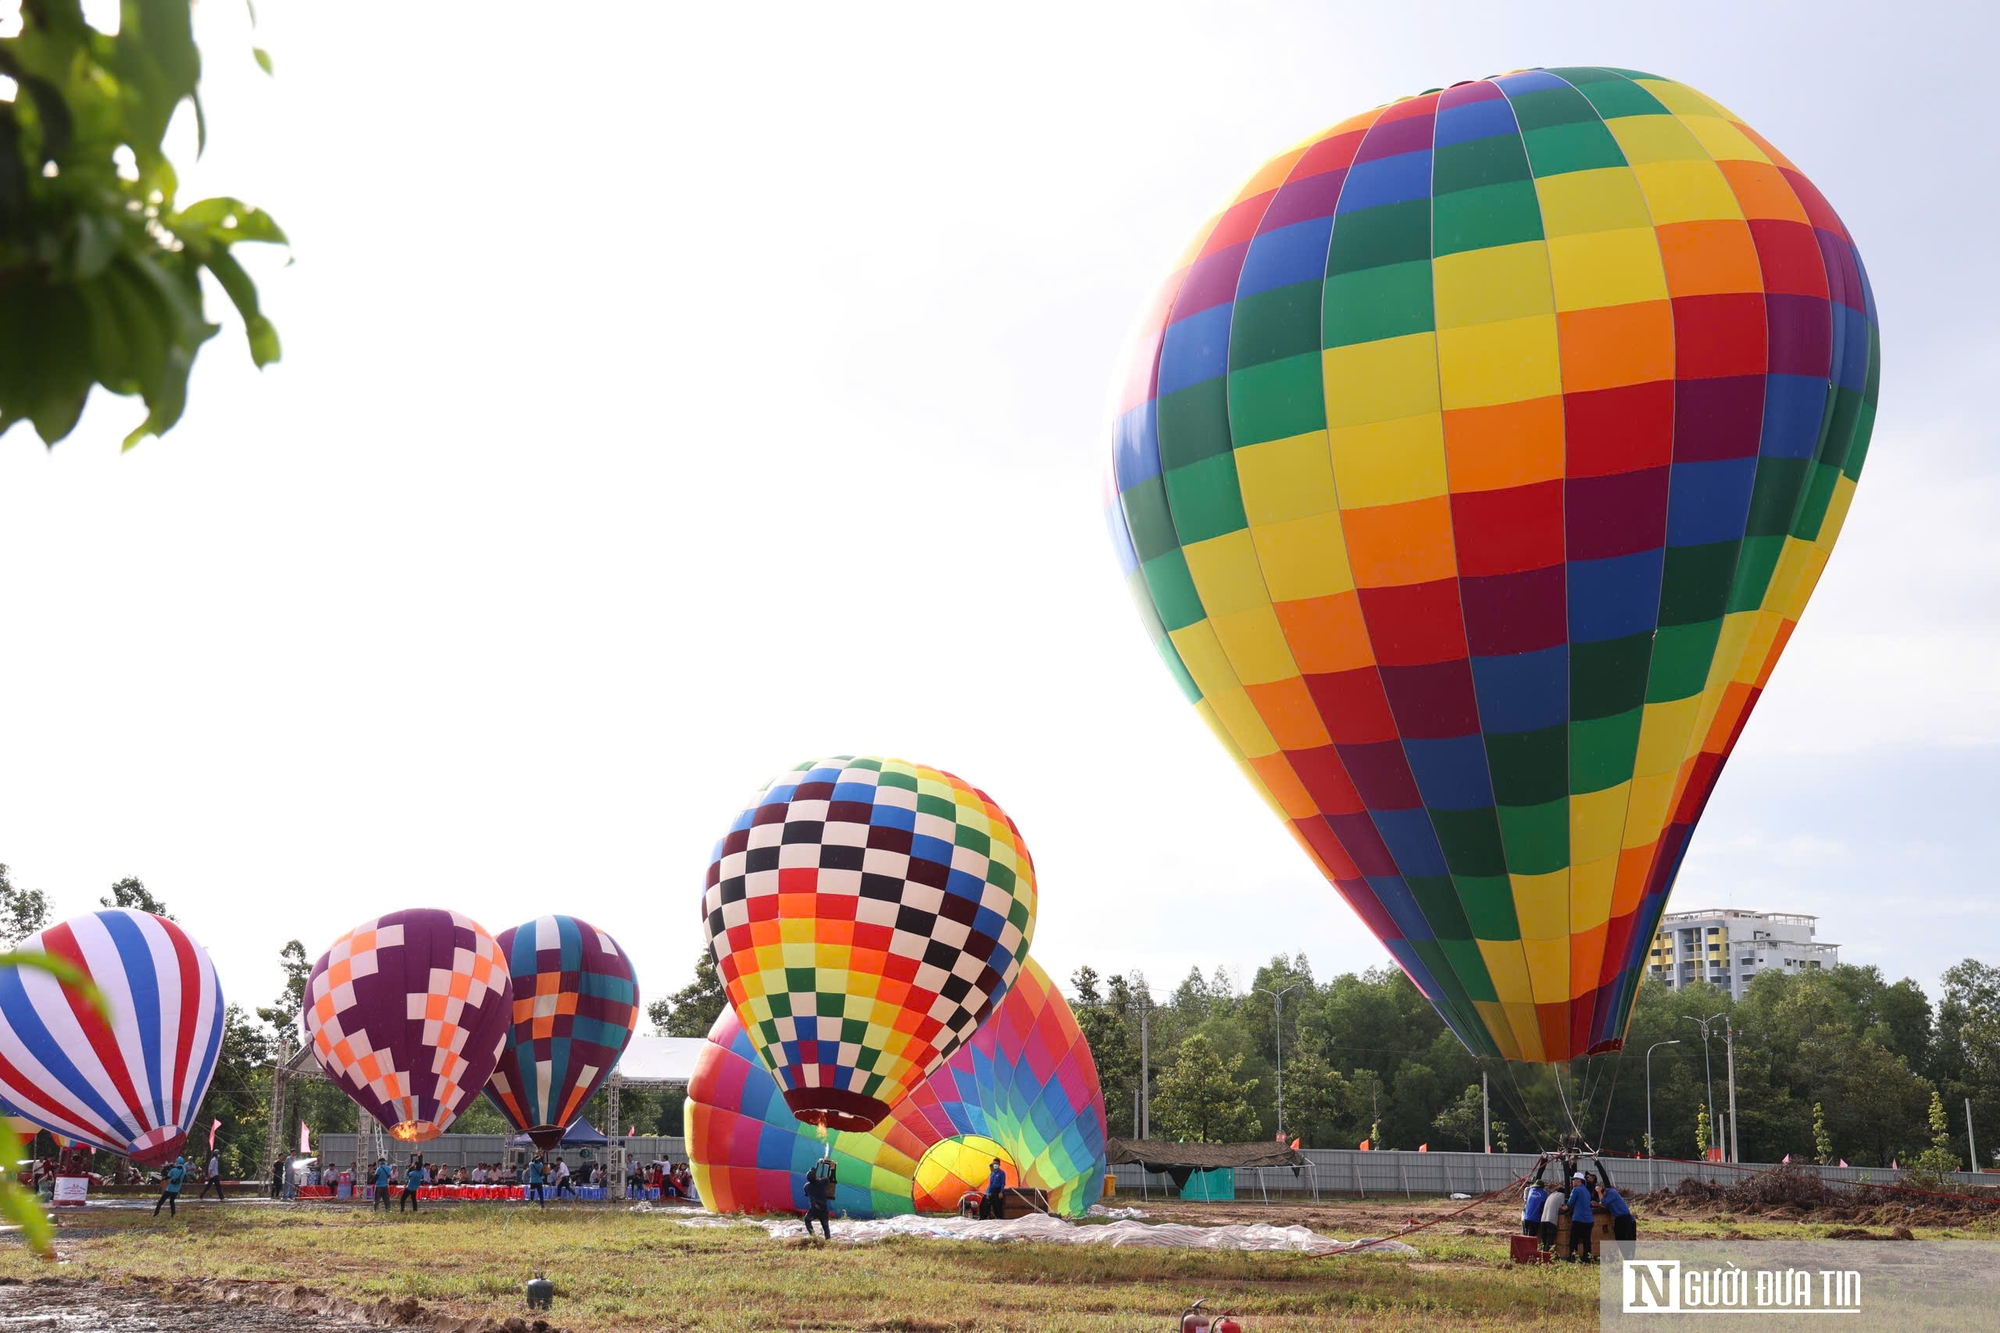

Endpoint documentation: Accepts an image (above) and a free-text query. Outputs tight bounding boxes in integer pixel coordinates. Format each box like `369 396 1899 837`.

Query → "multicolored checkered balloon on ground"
686 958 1105 1217
0 910 224 1166
304 909 513 1141
703 756 1037 1130
1106 69 1879 1063
485 914 640 1150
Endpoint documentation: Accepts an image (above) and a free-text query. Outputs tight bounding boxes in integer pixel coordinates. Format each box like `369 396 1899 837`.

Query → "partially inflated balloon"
304 910 512 1141
485 914 640 1149
686 958 1105 1217
702 756 1036 1130
1106 69 1878 1063
0 910 223 1165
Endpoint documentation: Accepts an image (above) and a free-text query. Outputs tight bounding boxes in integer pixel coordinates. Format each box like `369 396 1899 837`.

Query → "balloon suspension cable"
1553 1062 1596 1153
1594 1050 1628 1152
1493 1058 1559 1153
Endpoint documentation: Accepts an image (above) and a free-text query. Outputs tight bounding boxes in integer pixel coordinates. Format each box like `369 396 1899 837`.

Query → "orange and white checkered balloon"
303 909 513 1141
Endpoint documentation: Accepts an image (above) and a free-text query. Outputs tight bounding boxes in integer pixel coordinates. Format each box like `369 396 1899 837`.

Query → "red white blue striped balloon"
0 910 224 1166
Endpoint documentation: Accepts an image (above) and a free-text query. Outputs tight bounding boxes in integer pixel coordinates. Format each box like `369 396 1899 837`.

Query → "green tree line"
1065 952 2000 1169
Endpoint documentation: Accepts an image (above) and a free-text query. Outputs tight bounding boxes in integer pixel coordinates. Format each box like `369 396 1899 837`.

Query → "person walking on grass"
372 1157 393 1213
527 1153 547 1208
803 1151 836 1240
401 1157 426 1213
197 1148 225 1201
153 1156 187 1217
553 1155 577 1201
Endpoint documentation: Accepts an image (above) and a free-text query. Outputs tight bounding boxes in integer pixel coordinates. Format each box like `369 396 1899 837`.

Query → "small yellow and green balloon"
1106 69 1878 1062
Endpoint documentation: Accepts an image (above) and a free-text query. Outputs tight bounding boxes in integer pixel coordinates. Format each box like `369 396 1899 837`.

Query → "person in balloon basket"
802 1151 836 1240
371 1157 393 1213
401 1156 426 1212
978 1159 1008 1221
152 1156 187 1217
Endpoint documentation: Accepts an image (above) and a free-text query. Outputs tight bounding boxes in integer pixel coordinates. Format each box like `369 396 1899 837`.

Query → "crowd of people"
1521 1154 1635 1262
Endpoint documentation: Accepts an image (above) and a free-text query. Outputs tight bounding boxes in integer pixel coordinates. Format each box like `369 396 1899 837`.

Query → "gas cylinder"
1181 1298 1243 1332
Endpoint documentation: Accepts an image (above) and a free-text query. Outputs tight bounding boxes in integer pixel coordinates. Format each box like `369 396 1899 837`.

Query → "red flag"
208 1118 222 1150
1358 1139 1370 1152
1782 1154 1792 1164
1839 1159 1848 1167
627 1126 635 1137
1891 1159 1899 1170
1418 1143 1428 1153
299 1120 310 1154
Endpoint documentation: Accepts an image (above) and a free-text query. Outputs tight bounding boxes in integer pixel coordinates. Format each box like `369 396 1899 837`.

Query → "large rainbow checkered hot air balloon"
0 909 223 1166
702 757 1036 1131
303 909 513 1142
485 914 640 1149
686 958 1105 1218
1106 68 1878 1064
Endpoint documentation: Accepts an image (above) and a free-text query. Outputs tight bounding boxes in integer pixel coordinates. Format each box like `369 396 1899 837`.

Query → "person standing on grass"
1538 1176 1562 1254
372 1157 393 1213
1564 1171 1595 1262
1522 1155 1551 1237
979 1158 1007 1220
199 1148 225 1201
401 1157 425 1213
1595 1160 1636 1245
270 1157 285 1199
153 1156 187 1217
527 1153 547 1207
803 1151 836 1240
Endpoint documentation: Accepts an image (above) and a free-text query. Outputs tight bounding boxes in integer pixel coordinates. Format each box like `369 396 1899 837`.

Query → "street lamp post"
1646 1040 1682 1191
1255 982 1303 1141
1684 1013 1729 1164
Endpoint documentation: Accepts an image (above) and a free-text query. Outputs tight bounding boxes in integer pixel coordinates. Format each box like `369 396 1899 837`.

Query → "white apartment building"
1646 909 1839 999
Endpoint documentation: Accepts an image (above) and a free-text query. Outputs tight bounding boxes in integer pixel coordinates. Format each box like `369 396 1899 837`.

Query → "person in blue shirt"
526 1154 547 1208
979 1159 1008 1220
401 1157 426 1213
1564 1172 1595 1261
152 1156 188 1217
1595 1159 1636 1243
1521 1156 1551 1237
372 1157 393 1212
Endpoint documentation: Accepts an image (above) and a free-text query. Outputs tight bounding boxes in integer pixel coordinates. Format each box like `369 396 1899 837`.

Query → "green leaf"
71 213 120 280
252 46 272 75
0 111 26 225
16 73 74 164
202 246 280 366
175 196 288 247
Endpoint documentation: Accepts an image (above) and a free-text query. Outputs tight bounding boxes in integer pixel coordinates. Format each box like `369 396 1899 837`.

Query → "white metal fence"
317 1133 690 1171
1109 1149 1995 1201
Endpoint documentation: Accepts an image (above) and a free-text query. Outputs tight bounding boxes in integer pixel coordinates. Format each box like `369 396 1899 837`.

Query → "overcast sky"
0 1 1991 1025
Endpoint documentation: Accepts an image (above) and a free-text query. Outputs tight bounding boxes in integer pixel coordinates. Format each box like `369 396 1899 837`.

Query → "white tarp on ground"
661 1208 1416 1254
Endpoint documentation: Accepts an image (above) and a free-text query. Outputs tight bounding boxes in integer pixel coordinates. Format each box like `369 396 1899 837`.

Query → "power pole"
1725 1018 1740 1165
606 1072 624 1196
1482 1071 1491 1154
1968 1098 1980 1173
264 1031 291 1184
1139 994 1150 1141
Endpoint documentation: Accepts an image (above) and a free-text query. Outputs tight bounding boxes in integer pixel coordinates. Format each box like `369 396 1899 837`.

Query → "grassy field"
0 1198 1605 1332
7 1194 1993 1332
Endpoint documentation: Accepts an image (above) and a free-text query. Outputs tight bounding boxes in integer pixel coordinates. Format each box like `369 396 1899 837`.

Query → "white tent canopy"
614 1035 707 1085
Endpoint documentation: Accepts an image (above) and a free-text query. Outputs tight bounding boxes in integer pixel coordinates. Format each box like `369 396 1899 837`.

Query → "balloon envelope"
303 909 512 1142
703 756 1037 1131
0 909 224 1166
485 914 640 1150
687 958 1105 1217
1106 69 1878 1062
